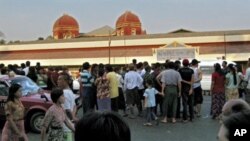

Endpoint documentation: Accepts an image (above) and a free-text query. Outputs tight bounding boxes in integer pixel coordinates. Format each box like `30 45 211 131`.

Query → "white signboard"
157 47 196 61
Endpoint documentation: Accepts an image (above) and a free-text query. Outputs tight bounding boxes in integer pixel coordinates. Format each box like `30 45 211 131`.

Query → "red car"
0 75 52 133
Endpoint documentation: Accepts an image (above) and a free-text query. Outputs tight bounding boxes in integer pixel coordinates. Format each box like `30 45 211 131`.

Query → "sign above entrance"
156 41 199 61
157 47 196 61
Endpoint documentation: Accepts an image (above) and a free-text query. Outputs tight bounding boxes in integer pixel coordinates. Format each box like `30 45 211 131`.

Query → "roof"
161 41 192 48
2 29 250 45
86 25 115 36
168 28 194 34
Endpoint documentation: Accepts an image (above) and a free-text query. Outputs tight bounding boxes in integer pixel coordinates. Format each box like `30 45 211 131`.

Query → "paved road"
0 95 220 141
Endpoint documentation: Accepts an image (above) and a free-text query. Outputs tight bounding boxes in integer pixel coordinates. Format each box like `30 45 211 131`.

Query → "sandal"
161 120 167 123
172 119 176 123
143 123 152 126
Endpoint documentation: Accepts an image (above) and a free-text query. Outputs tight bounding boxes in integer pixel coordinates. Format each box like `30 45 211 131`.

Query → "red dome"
53 14 79 39
116 11 143 36
53 14 79 29
116 11 141 27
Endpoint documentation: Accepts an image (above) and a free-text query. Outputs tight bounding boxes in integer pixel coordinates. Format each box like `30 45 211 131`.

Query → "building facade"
1 29 250 66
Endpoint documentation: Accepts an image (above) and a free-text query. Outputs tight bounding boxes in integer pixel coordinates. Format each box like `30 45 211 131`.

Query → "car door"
0 81 9 120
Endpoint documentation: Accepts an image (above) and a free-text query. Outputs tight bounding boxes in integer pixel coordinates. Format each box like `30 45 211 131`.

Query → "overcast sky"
1 0 250 41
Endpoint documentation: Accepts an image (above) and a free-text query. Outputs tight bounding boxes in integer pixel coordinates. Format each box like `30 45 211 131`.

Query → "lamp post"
108 31 111 64
223 33 227 60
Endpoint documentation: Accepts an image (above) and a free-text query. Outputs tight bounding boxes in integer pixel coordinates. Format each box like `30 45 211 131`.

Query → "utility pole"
108 31 111 64
223 33 227 60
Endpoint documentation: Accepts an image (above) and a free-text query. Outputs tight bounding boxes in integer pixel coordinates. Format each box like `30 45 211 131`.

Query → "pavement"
0 95 220 141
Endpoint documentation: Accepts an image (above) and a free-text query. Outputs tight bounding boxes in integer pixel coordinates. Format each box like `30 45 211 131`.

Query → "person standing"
106 64 119 112
244 61 250 105
179 59 194 122
1 84 28 141
95 69 111 111
27 66 38 83
57 74 78 141
36 67 48 89
190 59 203 117
79 62 95 114
236 65 246 99
124 64 143 119
161 62 182 123
222 61 229 75
151 63 163 116
114 66 128 116
136 62 144 116
143 79 162 126
174 60 182 119
41 88 75 141
23 61 30 76
210 63 225 119
225 64 239 101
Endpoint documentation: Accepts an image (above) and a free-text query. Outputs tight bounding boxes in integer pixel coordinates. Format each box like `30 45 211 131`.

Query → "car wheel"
30 112 45 133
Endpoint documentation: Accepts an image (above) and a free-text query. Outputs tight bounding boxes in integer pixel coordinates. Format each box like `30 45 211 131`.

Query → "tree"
46 35 54 40
0 39 5 44
38 37 44 40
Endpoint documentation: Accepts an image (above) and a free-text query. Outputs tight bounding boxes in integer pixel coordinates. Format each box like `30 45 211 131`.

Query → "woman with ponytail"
225 64 239 101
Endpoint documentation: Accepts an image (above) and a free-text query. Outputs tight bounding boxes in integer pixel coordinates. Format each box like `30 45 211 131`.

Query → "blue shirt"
80 70 94 87
143 87 159 107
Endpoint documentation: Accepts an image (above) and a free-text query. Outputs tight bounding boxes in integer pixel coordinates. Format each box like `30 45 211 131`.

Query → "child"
143 79 163 126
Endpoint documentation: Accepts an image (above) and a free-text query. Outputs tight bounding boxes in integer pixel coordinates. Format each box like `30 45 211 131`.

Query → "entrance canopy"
156 41 199 61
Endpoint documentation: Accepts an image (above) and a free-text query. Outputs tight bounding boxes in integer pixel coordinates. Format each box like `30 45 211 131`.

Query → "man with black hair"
79 62 95 114
106 64 119 112
222 61 229 75
58 74 78 141
161 61 182 123
179 59 194 122
0 63 4 75
23 61 30 75
151 63 163 115
124 64 143 119
191 59 203 117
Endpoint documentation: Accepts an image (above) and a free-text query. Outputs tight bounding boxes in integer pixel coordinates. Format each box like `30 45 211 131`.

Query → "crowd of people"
1 58 250 141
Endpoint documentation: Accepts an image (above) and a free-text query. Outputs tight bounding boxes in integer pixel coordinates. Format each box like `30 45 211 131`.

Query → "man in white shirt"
23 61 30 76
58 73 78 141
124 64 143 118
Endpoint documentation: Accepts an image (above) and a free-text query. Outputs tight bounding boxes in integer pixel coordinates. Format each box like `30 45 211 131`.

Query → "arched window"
131 28 136 35
121 29 124 36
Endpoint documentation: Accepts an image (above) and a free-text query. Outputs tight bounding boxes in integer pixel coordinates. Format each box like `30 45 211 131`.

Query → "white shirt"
191 67 201 88
124 71 143 90
144 88 159 107
116 73 124 88
137 70 144 89
63 89 77 132
245 67 250 89
23 67 29 76
245 67 250 80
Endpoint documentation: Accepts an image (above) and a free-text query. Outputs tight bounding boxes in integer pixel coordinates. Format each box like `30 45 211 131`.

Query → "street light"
223 33 227 60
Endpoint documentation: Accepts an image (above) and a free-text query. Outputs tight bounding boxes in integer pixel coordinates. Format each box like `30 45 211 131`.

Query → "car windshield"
10 77 40 96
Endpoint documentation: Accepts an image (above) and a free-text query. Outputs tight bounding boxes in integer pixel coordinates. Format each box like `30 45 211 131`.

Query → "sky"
1 0 250 41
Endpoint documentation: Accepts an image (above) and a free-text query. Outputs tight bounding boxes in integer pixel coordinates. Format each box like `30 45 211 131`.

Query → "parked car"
0 75 52 133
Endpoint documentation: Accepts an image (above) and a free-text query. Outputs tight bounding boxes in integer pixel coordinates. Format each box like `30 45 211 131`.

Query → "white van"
199 60 236 94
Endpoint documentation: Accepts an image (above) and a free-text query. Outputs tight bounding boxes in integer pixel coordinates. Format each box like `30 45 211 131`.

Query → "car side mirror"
41 94 49 102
